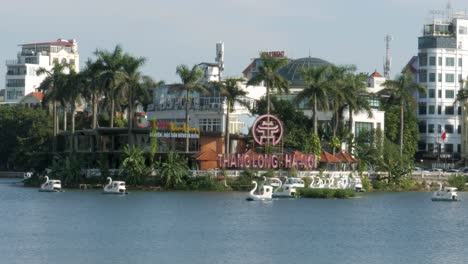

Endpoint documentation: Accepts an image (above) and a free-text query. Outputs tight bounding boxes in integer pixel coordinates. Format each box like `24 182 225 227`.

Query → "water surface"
1 178 467 264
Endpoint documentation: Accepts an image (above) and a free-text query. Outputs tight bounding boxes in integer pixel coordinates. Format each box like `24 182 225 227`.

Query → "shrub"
448 175 467 191
296 188 355 199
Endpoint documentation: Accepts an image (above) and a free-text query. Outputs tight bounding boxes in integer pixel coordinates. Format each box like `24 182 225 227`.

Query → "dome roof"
278 57 331 87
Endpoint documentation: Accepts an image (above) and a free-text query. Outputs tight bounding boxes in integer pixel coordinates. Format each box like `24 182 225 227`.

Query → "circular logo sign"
252 114 284 146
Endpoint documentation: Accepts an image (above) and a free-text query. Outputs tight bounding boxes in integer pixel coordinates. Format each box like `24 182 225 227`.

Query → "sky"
0 0 467 89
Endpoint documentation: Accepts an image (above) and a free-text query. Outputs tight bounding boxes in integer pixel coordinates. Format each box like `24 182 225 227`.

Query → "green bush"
186 176 230 191
296 188 355 199
448 175 467 191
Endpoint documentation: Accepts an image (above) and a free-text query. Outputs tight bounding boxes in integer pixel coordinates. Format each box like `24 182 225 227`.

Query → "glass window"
438 89 442 98
438 57 442 66
446 74 454 83
419 69 427 82
446 57 455 66
438 73 442 82
445 144 453 153
355 122 373 137
458 125 461 134
459 58 463 67
429 105 435 114
445 90 454 98
438 124 442 133
445 106 454 115
429 73 436 82
418 142 426 151
458 106 462 115
458 144 461 153
429 57 436 66
199 118 222 132
428 143 435 152
438 105 442 114
460 26 467 35
419 102 427 115
428 124 435 133
445 124 454 133
419 53 427 66
429 89 435 98
419 121 426 133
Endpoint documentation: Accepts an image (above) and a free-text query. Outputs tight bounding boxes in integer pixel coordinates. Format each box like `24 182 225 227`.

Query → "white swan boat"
246 180 273 201
273 177 304 198
39 176 62 192
103 177 128 194
432 184 459 201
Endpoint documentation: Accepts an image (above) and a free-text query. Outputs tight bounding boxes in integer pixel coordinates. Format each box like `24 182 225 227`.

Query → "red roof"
20 41 74 47
25 92 44 101
320 151 341 163
334 152 358 163
370 70 383 78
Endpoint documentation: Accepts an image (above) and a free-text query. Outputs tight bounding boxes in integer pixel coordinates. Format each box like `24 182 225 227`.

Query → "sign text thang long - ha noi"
218 114 318 170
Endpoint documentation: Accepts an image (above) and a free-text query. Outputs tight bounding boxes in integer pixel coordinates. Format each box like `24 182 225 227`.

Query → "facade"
413 12 468 161
4 39 79 103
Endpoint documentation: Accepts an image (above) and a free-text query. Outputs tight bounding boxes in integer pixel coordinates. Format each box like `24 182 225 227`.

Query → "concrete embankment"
0 171 24 178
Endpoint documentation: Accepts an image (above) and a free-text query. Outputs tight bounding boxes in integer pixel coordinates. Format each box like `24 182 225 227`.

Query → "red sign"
218 153 317 170
252 114 283 146
261 51 285 58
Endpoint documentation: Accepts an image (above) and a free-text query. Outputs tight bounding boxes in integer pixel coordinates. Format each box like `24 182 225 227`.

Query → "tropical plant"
120 144 147 185
296 65 331 135
49 154 82 187
381 69 426 155
158 152 189 189
213 77 248 154
175 64 206 153
60 67 84 151
81 59 105 129
247 53 289 117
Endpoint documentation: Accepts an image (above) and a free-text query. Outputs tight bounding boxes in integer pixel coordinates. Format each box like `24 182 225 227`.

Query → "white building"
4 39 79 103
413 11 468 160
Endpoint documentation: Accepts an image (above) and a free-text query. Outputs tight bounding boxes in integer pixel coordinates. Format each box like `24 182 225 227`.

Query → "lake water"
1 178 468 264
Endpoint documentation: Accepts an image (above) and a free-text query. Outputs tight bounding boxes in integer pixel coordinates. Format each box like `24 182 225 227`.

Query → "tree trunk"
71 103 76 153
53 100 57 152
92 93 98 129
313 95 318 135
110 97 115 128
128 86 134 146
225 102 230 154
63 105 67 132
348 106 353 153
400 102 404 156
185 89 190 153
333 109 339 138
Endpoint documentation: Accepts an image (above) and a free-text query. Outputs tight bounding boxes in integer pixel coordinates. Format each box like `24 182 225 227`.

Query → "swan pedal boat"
39 176 62 192
103 177 128 195
272 177 304 198
246 181 273 201
431 186 460 201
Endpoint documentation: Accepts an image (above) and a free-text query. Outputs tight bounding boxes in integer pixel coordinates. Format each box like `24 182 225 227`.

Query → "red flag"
441 131 447 141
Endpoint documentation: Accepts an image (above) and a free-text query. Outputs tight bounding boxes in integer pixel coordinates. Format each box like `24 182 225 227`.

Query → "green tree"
158 152 189 189
342 72 372 138
81 59 105 129
175 64 206 153
296 65 331 135
247 53 289 117
381 69 426 155
120 144 147 185
213 77 248 154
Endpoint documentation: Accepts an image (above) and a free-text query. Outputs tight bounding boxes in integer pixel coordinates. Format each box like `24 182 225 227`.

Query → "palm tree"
247 53 289 116
296 65 331 135
37 62 68 151
213 77 249 154
94 45 125 128
82 59 105 129
381 69 426 155
175 64 206 153
158 152 189 189
121 144 146 186
342 72 372 136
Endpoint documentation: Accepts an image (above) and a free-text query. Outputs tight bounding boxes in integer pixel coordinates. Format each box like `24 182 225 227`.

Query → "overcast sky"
0 0 467 89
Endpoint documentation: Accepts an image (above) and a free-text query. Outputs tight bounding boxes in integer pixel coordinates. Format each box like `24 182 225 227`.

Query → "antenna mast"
384 34 392 79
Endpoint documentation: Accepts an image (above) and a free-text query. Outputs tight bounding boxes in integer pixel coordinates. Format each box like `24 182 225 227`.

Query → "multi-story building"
413 12 468 162
4 39 79 103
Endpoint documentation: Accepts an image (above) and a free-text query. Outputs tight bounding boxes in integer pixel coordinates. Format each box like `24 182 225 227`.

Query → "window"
429 105 435 114
446 57 455 66
428 143 435 152
438 73 442 82
445 124 454 133
6 79 25 87
438 124 442 133
445 106 454 115
419 69 427 82
419 90 427 98
445 144 453 153
429 57 436 66
419 53 427 66
458 144 461 153
429 73 436 82
458 106 462 115
418 142 426 151
459 58 463 67
446 73 454 83
428 124 435 133
355 122 373 137
429 89 435 98
419 102 427 115
458 125 461 134
460 26 467 35
438 89 442 98
438 105 442 115
199 118 221 132
445 90 454 98
70 59 75 66
438 57 442 66
419 121 426 133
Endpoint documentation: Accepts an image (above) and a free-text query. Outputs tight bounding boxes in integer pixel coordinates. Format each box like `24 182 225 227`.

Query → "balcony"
5 60 19 65
154 97 226 112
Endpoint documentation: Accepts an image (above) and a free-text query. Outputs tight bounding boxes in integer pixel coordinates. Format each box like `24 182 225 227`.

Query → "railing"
5 60 19 65
154 97 226 112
